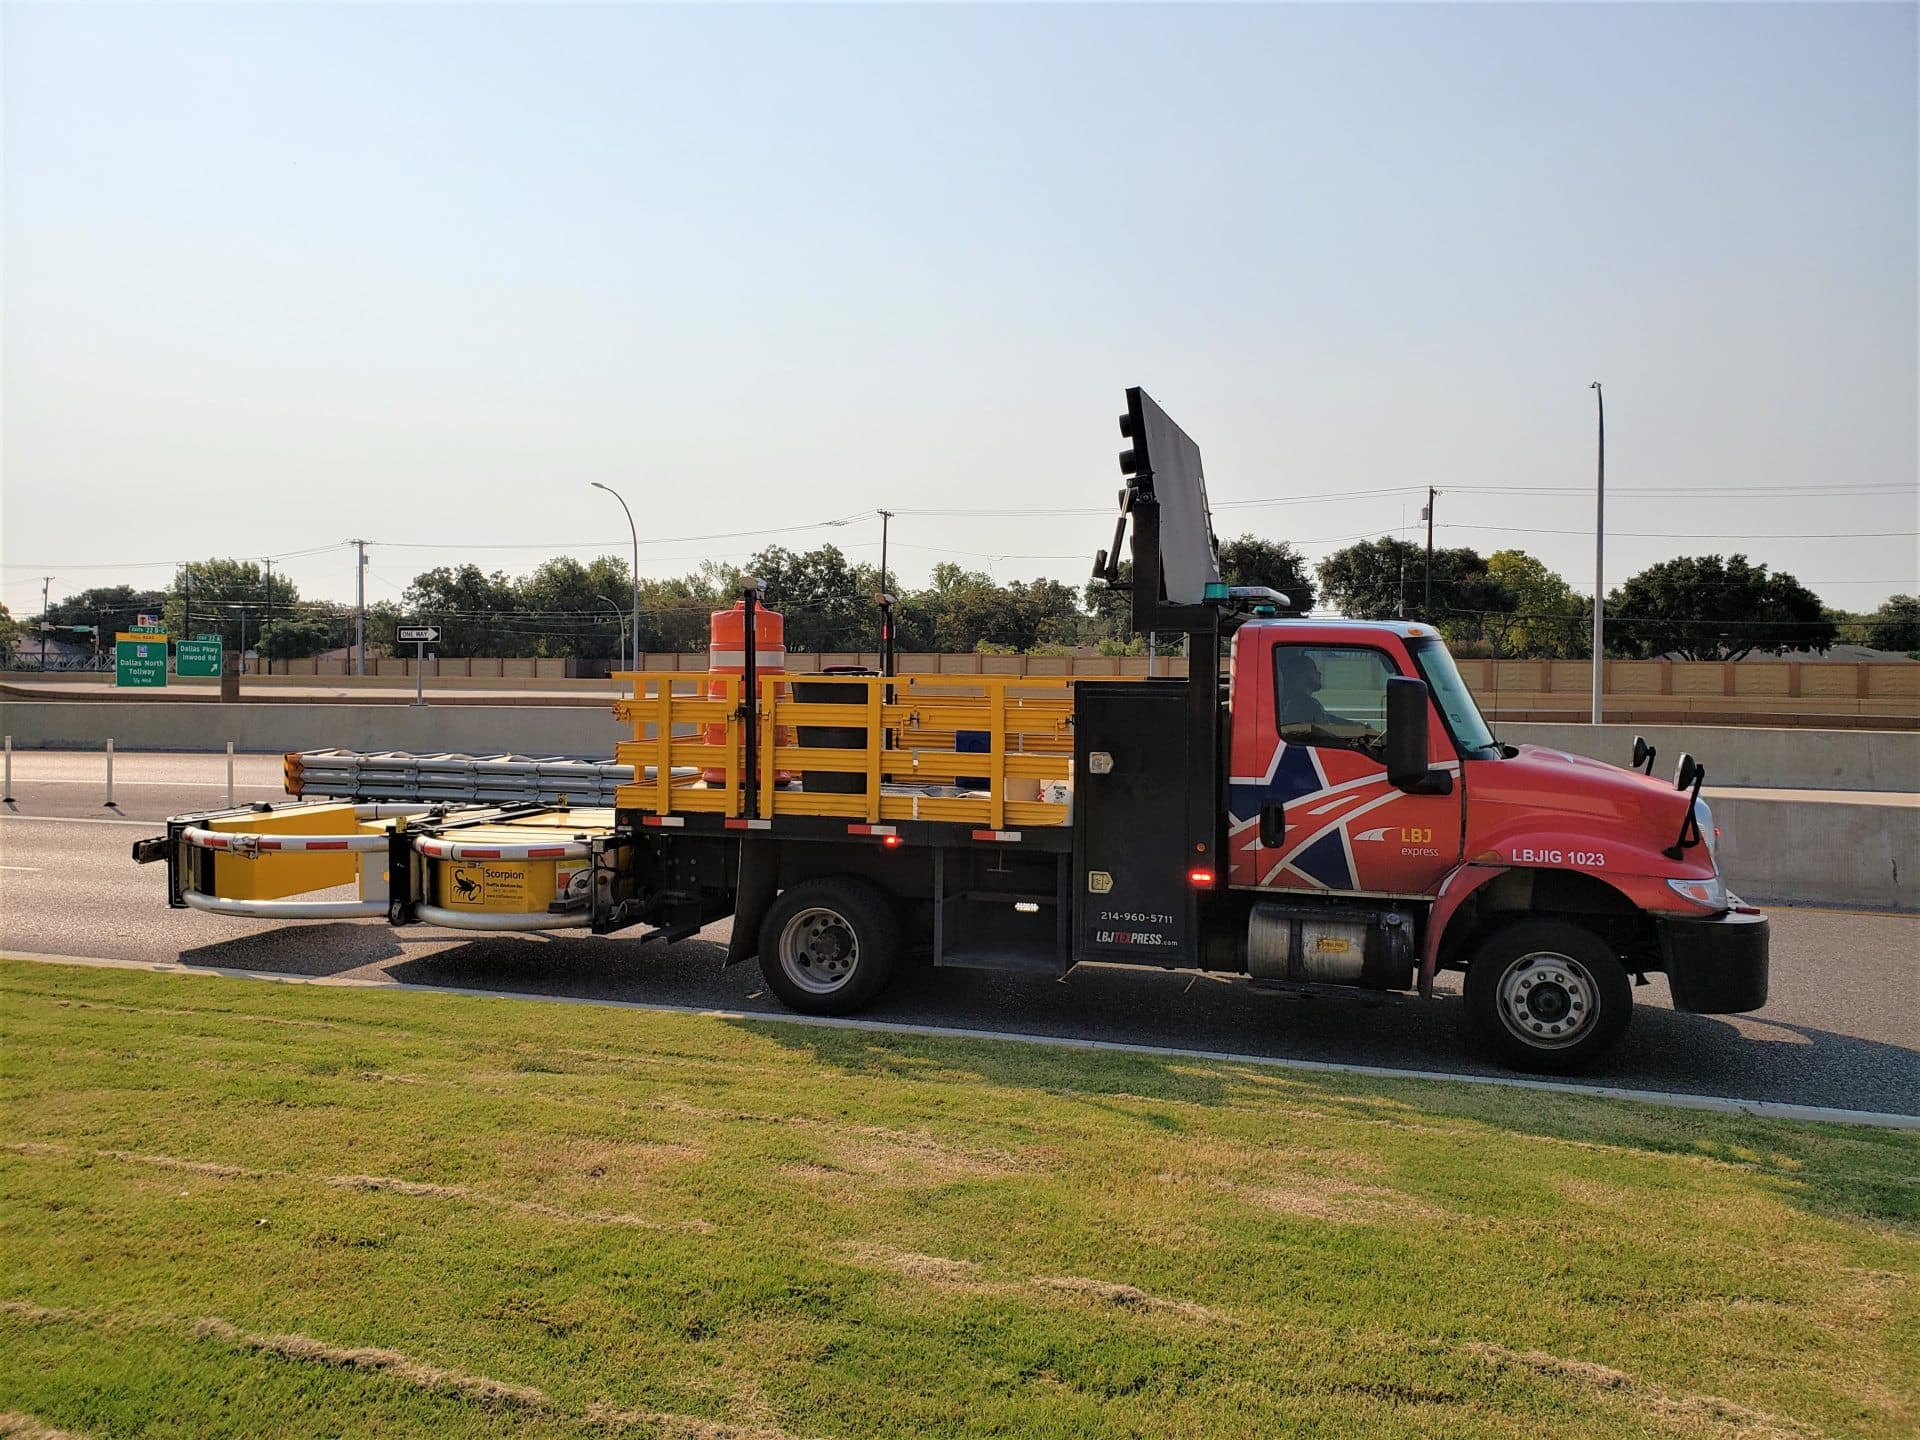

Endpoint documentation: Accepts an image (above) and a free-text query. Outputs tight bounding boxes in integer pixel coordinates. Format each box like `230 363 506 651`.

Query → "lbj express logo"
1354 825 1442 858
1355 826 1433 844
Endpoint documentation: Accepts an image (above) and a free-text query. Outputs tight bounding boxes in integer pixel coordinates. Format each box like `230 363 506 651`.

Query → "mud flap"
724 841 777 965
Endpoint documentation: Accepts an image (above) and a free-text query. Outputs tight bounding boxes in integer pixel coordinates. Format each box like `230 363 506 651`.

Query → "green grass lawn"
0 956 1913 1440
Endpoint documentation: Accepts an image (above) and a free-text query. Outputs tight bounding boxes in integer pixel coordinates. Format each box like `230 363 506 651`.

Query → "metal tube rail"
181 826 391 856
183 891 389 920
411 836 593 862
412 904 592 931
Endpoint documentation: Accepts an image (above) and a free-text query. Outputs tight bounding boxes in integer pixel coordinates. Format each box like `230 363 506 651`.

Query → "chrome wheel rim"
777 907 859 994
1496 951 1598 1050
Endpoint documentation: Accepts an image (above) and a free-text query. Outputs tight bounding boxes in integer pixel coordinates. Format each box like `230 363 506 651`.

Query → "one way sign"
398 625 440 643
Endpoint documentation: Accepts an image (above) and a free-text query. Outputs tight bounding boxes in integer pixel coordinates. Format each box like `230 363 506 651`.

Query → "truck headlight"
1666 875 1727 911
1695 798 1719 870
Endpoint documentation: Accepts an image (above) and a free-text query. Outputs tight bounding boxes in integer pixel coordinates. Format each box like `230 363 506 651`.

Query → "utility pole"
1590 382 1605 723
182 566 191 644
352 540 368 676
263 558 274 676
877 508 893 668
1422 488 1437 618
39 576 51 670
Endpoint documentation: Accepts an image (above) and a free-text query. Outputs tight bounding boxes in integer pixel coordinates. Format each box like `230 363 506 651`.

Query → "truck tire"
757 877 900 1016
1462 918 1631 1073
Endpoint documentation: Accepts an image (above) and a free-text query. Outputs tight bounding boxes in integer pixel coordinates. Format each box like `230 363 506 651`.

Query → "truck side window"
1272 644 1395 755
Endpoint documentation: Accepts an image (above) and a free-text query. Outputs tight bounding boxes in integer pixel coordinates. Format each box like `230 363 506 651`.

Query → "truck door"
1227 639 1463 897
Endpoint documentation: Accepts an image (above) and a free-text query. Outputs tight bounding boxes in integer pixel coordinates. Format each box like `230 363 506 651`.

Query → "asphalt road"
3 750 1915 1117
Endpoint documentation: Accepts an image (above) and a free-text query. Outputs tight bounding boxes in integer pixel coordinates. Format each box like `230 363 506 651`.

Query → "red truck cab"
1219 617 1768 1068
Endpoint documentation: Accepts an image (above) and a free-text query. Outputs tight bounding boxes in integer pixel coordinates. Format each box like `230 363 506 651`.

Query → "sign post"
398 625 440 706
176 635 224 678
115 629 169 688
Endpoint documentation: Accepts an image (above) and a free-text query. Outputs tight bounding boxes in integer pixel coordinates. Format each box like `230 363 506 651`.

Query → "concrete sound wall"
0 701 627 758
1499 722 1919 793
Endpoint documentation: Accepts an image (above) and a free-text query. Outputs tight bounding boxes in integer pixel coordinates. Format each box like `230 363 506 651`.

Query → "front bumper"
1653 906 1769 1014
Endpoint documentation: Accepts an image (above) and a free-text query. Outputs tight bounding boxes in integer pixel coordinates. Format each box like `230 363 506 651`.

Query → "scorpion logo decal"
451 868 483 903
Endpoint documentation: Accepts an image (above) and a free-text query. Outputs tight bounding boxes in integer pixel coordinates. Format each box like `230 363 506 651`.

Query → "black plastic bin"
793 666 876 795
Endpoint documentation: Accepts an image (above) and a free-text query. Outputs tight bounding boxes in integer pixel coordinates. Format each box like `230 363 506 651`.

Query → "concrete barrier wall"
0 701 627 758
6 701 1912 907
1712 792 1917 910
1499 722 1920 793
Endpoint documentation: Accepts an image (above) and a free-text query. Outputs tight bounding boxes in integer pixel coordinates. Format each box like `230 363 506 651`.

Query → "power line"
1440 523 1915 540
1447 482 1911 497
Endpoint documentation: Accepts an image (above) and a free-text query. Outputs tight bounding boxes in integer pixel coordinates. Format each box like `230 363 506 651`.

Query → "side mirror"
1675 753 1701 791
1632 735 1656 774
1385 676 1439 791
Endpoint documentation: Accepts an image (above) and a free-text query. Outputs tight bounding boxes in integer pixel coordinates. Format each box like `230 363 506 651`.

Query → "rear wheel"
757 876 900 1015
1462 918 1631 1073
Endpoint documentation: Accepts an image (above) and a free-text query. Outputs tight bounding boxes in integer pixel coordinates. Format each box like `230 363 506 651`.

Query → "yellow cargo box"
204 803 382 901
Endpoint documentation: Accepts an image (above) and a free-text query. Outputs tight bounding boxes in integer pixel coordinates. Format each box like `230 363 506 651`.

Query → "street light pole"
593 594 624 674
1590 381 1605 724
591 483 640 673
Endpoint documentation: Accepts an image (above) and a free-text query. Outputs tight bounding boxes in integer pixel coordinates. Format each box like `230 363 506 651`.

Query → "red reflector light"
1188 869 1215 888
882 835 904 848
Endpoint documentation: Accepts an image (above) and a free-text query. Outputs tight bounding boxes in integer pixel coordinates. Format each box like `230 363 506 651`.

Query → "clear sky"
4 1 1915 621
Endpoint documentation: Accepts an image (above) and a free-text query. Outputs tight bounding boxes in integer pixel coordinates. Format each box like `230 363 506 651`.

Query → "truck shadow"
376 932 744 1002
179 923 408 977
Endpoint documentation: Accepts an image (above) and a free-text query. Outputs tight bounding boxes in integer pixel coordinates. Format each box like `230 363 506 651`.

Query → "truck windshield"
1407 638 1500 759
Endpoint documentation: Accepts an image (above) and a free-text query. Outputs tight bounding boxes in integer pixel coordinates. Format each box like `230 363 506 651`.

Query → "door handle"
1259 801 1285 849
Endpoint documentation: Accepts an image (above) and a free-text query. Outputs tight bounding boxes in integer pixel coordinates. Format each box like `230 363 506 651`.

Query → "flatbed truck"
138 388 1769 1072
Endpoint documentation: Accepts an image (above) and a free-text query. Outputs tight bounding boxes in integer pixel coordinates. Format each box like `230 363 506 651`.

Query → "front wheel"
756 876 901 1016
1462 919 1631 1073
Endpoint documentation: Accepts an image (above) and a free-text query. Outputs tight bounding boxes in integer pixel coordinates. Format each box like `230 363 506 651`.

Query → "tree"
637 563 743 655
1216 534 1316 611
1315 537 1508 648
1608 554 1834 661
0 602 18 658
257 616 332 661
747 545 880 652
1483 550 1590 659
163 559 300 652
516 555 635 660
1082 565 1133 644
1866 595 1920 655
46 585 169 640
400 564 519 657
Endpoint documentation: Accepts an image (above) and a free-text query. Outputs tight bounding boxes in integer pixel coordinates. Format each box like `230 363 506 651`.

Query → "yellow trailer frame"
612 672 1080 830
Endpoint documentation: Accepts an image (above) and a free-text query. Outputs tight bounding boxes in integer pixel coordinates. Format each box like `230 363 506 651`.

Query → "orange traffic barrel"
704 602 788 785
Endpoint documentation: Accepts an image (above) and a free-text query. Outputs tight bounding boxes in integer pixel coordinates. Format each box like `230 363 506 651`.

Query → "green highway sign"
115 633 169 688
176 637 224 678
